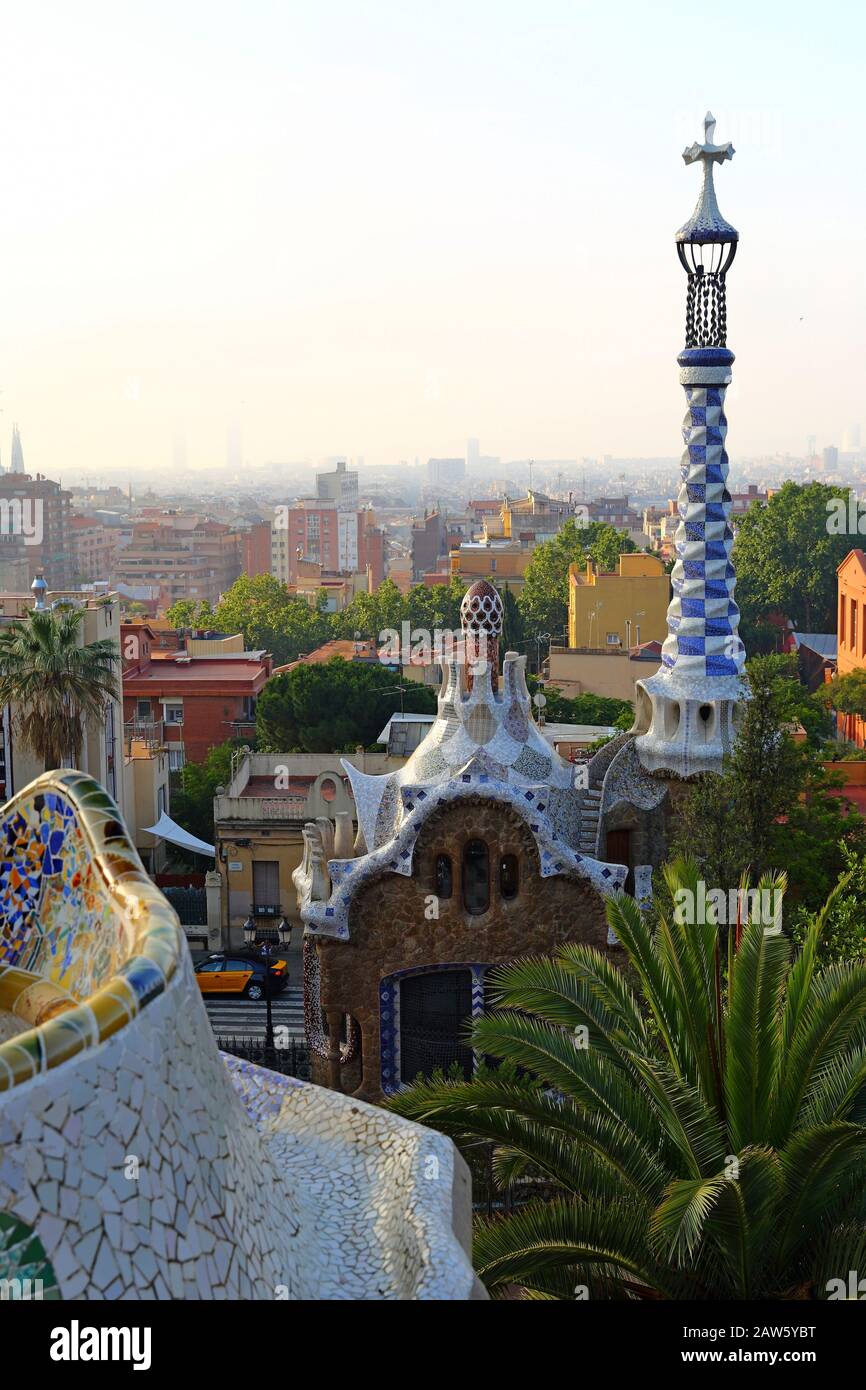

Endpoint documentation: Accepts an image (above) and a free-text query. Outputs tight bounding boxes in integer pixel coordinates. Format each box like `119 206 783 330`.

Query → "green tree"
821 669 866 720
391 861 866 1300
256 657 437 752
790 843 866 964
331 578 408 643
733 481 850 639
499 585 525 656
589 522 636 572
212 574 330 666
170 741 236 848
164 598 215 628
0 608 118 771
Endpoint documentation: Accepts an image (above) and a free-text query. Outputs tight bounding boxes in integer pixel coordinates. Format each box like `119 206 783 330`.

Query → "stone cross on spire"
677 111 738 245
683 111 735 168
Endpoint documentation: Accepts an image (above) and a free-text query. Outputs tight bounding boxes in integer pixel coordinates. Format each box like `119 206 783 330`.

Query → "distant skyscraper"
844 425 861 453
823 445 839 472
317 458 358 507
466 438 480 469
10 424 24 474
807 434 817 458
226 420 242 472
172 423 188 472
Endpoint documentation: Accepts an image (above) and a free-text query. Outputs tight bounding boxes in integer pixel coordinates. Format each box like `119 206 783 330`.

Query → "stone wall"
314 796 619 1099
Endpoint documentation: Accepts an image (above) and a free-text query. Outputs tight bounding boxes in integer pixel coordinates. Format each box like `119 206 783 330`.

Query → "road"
203 986 305 1043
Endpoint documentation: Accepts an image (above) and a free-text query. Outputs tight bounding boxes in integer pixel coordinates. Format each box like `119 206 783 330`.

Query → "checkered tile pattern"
661 384 744 680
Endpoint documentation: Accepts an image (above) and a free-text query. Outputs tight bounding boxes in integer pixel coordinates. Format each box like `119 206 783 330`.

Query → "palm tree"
390 859 866 1299
0 606 119 771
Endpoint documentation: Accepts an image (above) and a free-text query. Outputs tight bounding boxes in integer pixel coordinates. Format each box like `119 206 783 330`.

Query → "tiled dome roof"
460 579 503 636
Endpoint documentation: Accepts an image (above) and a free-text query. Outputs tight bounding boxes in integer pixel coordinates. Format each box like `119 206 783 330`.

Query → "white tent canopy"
141 812 215 858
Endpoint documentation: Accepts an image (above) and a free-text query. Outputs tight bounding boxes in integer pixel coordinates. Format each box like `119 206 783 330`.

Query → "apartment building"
113 519 242 611
241 520 273 578
69 514 118 584
0 471 73 588
271 500 385 587
585 495 648 545
121 624 272 766
316 458 359 506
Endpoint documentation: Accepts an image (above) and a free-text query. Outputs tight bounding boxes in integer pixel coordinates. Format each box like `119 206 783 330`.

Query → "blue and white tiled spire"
635 113 748 778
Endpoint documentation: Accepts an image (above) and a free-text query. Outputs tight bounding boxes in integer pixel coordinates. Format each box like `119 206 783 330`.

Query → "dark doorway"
400 969 474 1084
606 827 634 896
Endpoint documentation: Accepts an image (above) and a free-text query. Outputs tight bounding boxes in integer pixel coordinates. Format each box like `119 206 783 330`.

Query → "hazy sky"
1 0 863 477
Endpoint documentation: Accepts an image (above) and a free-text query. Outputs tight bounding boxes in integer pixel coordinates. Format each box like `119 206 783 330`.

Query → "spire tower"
633 112 747 778
9 423 24 474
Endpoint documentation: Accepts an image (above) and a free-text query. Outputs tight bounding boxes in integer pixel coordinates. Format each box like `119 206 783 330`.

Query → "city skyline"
0 1 864 474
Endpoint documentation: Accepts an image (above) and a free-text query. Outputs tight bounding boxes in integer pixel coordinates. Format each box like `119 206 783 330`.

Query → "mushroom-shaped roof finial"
460 579 503 636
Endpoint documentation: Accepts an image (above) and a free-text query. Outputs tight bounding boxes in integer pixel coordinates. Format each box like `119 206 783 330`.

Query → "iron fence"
216 1034 311 1080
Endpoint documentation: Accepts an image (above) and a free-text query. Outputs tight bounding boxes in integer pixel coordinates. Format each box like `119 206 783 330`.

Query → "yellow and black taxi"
194 951 289 1000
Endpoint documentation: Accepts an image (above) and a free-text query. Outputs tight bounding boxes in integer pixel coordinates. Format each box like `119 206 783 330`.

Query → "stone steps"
577 789 602 855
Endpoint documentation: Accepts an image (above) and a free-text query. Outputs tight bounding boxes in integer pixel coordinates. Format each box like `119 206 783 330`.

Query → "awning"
141 812 215 857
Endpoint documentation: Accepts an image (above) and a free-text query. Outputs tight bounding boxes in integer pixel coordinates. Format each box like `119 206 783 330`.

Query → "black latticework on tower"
685 270 728 348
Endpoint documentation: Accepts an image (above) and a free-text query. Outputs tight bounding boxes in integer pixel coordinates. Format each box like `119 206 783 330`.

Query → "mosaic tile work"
634 355 747 778
0 772 481 1300
0 771 183 1092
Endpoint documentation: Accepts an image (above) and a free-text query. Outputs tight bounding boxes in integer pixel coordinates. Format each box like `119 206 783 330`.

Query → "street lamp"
259 936 276 1060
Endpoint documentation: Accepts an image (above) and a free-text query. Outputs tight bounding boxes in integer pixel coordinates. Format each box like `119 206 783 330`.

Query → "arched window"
434 853 453 899
462 839 490 915
499 853 519 899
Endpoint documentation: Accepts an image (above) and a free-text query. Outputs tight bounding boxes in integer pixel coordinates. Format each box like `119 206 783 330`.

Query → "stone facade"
311 797 617 1099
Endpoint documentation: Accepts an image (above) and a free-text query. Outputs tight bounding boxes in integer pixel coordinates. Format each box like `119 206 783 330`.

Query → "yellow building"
501 490 572 541
567 552 669 650
449 540 532 589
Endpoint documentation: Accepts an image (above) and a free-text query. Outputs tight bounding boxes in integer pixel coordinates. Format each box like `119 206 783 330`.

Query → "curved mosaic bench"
0 772 183 1091
0 773 480 1300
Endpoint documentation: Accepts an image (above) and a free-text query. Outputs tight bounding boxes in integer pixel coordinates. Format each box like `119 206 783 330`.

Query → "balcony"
123 718 164 753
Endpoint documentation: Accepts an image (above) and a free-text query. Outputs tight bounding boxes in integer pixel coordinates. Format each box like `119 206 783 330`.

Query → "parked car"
194 951 289 1000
